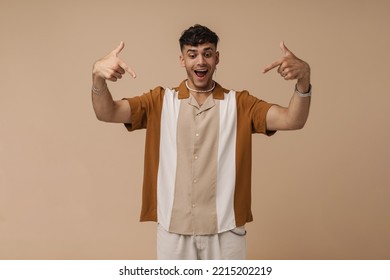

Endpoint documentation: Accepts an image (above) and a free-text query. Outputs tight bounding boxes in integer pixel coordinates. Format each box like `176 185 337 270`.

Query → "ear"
216 51 220 65
179 54 185 67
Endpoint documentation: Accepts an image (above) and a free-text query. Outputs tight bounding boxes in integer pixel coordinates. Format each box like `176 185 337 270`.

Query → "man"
91 24 311 260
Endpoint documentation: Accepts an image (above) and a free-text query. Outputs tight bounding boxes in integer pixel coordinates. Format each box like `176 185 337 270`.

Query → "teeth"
194 69 208 78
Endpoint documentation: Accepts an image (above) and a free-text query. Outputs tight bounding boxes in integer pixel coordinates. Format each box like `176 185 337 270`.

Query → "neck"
185 80 216 93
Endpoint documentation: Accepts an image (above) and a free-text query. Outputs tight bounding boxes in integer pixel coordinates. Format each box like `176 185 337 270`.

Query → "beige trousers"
157 224 247 260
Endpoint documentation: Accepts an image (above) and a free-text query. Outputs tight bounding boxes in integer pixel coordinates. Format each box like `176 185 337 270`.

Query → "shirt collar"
175 80 228 100
188 92 215 112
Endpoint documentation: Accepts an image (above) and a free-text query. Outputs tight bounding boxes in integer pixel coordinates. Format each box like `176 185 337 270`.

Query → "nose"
197 55 206 65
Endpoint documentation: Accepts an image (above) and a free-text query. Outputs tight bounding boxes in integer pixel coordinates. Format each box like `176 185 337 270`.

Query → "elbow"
295 120 307 130
295 123 306 130
289 113 309 130
94 111 111 122
94 110 104 122
92 99 116 123
95 114 105 122
288 119 307 130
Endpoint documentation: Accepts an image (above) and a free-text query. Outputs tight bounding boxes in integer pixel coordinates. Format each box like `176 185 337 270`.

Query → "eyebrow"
186 47 215 53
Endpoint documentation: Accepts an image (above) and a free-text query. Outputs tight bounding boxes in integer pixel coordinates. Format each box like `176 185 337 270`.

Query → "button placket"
191 107 202 232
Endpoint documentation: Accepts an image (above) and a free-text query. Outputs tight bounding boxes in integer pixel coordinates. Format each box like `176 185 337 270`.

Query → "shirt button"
193 179 198 183
195 133 199 137
194 155 198 160
192 204 196 208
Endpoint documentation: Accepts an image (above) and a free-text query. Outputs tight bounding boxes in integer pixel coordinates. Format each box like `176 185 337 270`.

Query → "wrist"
92 72 106 86
92 82 107 95
92 73 108 95
297 76 310 93
295 83 312 97
297 62 310 92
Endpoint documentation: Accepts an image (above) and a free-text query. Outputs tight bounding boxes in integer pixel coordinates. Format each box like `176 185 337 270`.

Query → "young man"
91 24 311 260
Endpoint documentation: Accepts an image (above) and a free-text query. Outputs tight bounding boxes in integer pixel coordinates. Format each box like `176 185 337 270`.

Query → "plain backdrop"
1 0 389 259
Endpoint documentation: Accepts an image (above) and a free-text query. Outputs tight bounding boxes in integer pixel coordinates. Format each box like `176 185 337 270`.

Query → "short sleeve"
236 90 276 136
123 86 165 131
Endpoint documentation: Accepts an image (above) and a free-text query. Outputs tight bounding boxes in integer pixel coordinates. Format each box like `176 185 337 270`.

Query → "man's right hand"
91 41 134 124
92 41 136 82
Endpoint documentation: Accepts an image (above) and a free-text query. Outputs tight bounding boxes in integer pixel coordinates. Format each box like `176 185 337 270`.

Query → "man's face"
180 43 219 90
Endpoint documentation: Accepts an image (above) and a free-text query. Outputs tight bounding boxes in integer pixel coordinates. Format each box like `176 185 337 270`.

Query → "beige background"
1 0 389 259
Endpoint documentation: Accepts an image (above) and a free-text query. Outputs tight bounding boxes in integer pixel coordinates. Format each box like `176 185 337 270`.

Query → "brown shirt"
124 80 275 235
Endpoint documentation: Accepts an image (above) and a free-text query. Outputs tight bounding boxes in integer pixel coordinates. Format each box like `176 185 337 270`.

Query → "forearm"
286 85 311 129
285 69 311 126
91 74 116 122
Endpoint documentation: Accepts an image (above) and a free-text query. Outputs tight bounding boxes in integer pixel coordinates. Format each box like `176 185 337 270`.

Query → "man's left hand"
263 41 310 92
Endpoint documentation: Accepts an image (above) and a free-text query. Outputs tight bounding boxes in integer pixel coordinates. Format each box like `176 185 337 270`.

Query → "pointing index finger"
263 59 282 74
118 60 136 78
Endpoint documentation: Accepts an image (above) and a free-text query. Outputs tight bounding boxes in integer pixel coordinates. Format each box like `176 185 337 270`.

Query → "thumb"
112 41 125 57
280 41 292 56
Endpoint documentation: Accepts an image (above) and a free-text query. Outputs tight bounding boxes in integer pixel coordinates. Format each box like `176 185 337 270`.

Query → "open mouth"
194 69 208 78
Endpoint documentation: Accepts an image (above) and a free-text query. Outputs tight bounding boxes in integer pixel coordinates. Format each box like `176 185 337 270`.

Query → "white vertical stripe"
216 91 237 232
157 88 181 230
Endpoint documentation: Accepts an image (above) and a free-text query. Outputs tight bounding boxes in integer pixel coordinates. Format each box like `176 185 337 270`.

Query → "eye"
204 52 212 58
188 53 196 59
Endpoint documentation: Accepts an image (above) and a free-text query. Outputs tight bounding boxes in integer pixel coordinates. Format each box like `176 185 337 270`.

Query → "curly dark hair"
179 24 219 51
